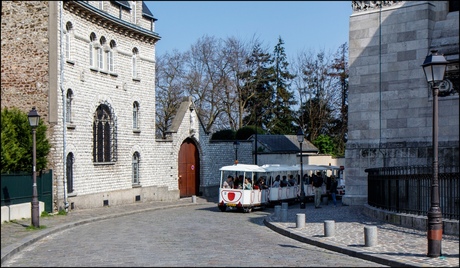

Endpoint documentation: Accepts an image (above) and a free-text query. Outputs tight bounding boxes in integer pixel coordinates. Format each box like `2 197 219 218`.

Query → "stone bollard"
281 208 288 222
324 220 335 237
364 226 378 247
192 195 197 203
281 202 288 210
274 205 281 220
296 213 306 228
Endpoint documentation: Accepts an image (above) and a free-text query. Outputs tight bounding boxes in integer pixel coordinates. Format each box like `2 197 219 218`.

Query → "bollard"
281 202 288 210
281 208 288 222
296 213 306 228
274 205 281 220
364 226 378 247
324 220 335 237
192 195 197 203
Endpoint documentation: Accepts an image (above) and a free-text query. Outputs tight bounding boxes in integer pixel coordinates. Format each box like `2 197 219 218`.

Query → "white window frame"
133 102 139 129
132 152 140 184
66 89 73 123
98 47 104 70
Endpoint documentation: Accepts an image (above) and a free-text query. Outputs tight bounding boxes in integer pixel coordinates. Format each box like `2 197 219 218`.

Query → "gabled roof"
248 134 318 154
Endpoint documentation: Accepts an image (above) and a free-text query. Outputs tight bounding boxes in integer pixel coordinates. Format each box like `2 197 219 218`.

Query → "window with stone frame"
65 22 73 61
98 36 107 71
132 151 140 184
66 152 74 193
66 89 73 123
108 40 116 73
93 103 117 163
133 101 140 129
89 32 97 68
132 47 139 79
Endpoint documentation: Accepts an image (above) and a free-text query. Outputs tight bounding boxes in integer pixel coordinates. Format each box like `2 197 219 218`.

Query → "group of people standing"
311 172 338 208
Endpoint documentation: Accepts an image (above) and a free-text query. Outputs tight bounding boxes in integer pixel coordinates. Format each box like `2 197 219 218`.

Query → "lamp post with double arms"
233 140 240 165
422 49 448 258
297 128 306 209
28 107 40 228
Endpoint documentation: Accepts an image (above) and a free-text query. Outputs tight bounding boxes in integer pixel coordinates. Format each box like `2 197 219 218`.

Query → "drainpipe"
59 1 69 212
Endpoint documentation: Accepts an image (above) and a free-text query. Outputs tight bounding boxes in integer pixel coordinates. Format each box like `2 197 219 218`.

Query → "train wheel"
219 206 227 212
244 207 252 213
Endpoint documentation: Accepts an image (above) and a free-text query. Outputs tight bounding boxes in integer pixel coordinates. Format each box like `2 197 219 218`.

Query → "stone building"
2 1 255 212
344 1 459 205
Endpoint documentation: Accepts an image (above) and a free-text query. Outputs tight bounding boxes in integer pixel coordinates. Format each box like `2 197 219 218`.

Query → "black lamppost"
28 107 40 228
297 128 306 209
233 140 240 165
422 49 448 258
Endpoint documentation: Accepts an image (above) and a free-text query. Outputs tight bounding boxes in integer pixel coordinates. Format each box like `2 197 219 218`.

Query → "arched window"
98 36 106 70
66 89 73 123
108 40 116 73
133 101 139 129
89 33 97 68
132 151 140 184
66 152 74 193
65 22 73 60
93 104 117 163
132 47 139 78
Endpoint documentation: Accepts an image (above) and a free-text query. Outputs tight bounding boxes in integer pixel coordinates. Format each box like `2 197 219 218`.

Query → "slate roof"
112 1 157 21
249 134 319 154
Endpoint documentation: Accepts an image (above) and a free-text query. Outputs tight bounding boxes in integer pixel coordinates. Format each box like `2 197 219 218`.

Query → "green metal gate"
1 169 53 212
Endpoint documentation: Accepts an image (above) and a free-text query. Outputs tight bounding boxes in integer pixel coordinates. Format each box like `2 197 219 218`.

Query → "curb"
263 215 418 267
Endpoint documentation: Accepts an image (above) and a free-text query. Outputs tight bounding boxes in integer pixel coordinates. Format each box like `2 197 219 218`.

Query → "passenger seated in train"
223 175 234 189
234 175 243 189
243 177 252 190
280 176 288 187
288 174 297 186
272 176 281 187
257 177 269 189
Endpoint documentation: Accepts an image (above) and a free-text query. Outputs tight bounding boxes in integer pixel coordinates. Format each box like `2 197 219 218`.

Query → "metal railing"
365 165 459 220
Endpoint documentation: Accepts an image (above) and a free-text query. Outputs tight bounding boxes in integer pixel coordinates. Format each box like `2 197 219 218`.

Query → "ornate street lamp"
422 49 448 258
28 107 40 228
233 140 240 165
297 128 306 209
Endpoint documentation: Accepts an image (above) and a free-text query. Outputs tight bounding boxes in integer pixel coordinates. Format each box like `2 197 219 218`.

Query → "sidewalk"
1 197 459 267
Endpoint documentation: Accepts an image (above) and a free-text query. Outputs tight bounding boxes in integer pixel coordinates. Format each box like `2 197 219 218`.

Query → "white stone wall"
51 1 166 210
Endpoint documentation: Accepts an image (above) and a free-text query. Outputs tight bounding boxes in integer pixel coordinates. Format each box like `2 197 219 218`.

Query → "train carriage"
218 164 267 213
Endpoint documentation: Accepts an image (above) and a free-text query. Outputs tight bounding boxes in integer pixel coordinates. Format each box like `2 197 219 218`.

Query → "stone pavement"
1 197 459 267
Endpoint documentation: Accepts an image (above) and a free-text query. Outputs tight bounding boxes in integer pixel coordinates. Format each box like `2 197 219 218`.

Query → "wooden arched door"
178 138 200 197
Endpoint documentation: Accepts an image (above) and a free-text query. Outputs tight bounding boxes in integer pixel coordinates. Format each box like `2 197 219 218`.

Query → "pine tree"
268 36 297 134
239 43 275 132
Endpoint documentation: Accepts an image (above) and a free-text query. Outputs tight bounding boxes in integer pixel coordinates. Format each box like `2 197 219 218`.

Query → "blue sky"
145 1 352 59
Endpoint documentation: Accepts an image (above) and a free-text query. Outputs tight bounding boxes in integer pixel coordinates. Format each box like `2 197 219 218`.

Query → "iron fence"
365 165 459 220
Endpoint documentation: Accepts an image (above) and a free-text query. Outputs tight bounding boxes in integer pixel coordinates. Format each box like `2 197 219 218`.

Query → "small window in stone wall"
133 101 139 129
132 47 139 79
89 32 97 68
132 151 140 184
66 89 73 123
65 22 73 61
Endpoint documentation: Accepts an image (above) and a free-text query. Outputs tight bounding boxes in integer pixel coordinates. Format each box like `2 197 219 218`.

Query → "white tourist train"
217 163 345 212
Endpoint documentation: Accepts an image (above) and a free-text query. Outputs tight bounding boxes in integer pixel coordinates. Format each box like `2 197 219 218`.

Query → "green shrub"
1 107 51 173
235 125 264 140
211 129 236 140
